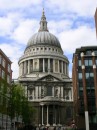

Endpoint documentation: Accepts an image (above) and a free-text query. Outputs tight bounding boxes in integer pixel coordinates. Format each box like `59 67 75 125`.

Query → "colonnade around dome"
19 58 69 77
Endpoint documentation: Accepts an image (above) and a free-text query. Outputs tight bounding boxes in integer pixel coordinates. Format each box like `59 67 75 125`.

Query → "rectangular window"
96 59 97 65
86 73 89 79
85 60 88 66
86 51 91 55
2 70 5 79
7 75 10 83
8 64 11 73
88 60 92 66
2 58 5 68
94 50 97 55
78 73 82 79
46 86 52 96
90 72 94 77
78 60 81 66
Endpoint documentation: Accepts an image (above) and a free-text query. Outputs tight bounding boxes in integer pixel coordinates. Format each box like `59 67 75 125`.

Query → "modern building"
72 46 97 129
95 8 97 37
18 9 73 126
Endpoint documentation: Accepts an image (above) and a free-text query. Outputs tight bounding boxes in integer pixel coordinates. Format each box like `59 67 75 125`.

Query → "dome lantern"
38 8 48 32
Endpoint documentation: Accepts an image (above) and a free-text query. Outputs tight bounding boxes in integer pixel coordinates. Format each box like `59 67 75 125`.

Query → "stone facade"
18 9 73 126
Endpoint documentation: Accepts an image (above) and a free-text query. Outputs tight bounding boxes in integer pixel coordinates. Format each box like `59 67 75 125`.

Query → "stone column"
22 62 24 75
47 105 49 126
53 59 55 72
20 63 23 76
41 105 44 125
48 58 50 72
58 106 60 125
43 58 45 72
58 60 59 73
28 60 30 74
62 61 63 73
24 61 27 74
53 105 56 126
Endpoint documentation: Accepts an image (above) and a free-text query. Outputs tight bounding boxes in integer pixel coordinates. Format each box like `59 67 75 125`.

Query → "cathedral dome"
26 8 61 49
27 31 61 48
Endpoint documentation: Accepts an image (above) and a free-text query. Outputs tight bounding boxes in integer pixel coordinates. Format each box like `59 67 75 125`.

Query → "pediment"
38 74 62 81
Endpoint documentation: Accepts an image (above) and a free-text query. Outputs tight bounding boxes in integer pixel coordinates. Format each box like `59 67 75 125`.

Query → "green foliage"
9 83 34 124
0 79 10 114
0 80 34 125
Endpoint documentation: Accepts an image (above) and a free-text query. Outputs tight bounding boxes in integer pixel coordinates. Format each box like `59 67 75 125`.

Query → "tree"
8 83 34 126
0 79 10 129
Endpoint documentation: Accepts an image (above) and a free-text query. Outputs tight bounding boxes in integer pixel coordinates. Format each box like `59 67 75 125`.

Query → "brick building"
72 46 97 129
0 49 12 83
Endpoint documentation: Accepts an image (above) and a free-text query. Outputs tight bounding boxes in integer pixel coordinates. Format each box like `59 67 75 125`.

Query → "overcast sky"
0 0 97 79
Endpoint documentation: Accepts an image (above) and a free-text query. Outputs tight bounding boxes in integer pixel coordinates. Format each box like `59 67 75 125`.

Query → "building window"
86 73 89 79
46 86 52 96
86 72 94 80
94 50 97 55
2 70 5 79
85 60 88 66
7 75 10 83
78 60 81 66
8 64 11 73
88 60 92 66
90 72 94 77
2 58 6 68
78 73 82 80
86 51 91 55
85 59 92 66
96 59 97 65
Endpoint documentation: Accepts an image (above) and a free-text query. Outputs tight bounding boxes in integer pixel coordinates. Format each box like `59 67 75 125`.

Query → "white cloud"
45 0 97 16
12 19 39 44
0 17 13 36
0 0 42 10
48 20 72 34
58 26 97 54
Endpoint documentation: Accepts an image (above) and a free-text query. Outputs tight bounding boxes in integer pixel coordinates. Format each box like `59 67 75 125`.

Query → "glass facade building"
72 46 97 129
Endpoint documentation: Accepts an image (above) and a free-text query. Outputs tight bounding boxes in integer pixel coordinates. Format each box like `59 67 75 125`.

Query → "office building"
72 46 97 129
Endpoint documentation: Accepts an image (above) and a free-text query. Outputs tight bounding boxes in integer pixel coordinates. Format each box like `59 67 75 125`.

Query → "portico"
39 100 62 126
